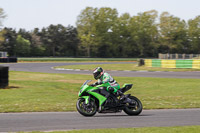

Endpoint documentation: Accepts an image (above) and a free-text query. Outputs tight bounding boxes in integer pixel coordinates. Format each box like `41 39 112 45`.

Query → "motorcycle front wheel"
123 96 143 115
76 98 97 117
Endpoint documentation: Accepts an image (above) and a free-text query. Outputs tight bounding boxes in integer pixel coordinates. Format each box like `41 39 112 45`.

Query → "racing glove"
90 81 103 87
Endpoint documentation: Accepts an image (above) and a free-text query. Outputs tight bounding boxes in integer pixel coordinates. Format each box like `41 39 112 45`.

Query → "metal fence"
159 53 200 59
0 52 17 63
0 52 7 58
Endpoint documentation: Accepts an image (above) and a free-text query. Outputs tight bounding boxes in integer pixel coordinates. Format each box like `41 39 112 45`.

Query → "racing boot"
115 90 124 97
115 90 127 102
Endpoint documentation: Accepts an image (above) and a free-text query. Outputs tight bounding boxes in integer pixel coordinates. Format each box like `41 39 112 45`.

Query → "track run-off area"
0 62 200 132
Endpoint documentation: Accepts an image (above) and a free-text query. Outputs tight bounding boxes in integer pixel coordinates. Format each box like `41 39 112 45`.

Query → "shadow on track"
93 113 154 118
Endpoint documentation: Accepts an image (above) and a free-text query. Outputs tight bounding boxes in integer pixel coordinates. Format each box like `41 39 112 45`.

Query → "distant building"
0 52 7 58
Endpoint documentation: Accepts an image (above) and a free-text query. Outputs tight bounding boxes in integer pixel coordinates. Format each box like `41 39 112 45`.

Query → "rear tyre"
76 98 97 117
123 96 142 115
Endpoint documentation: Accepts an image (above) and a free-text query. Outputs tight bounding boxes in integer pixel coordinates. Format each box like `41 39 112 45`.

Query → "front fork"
80 95 102 111
80 96 91 105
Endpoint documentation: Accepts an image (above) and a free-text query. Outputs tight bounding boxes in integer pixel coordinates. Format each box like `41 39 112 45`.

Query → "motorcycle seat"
120 84 133 93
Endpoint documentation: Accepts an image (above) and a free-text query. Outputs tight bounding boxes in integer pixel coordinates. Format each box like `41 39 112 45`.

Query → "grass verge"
20 125 200 133
55 63 200 72
0 71 199 112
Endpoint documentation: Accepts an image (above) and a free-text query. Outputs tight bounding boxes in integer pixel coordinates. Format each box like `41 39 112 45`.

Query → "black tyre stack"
138 59 144 66
0 57 18 63
0 66 9 88
8 57 18 63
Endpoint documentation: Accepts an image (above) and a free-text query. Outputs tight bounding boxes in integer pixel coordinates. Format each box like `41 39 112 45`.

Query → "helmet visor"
93 71 101 79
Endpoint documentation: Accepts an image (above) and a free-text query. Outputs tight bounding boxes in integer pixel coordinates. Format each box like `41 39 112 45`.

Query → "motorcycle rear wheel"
123 96 142 115
76 98 97 117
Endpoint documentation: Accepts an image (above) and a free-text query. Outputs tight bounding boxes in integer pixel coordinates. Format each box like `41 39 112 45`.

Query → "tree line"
0 7 200 57
0 25 79 57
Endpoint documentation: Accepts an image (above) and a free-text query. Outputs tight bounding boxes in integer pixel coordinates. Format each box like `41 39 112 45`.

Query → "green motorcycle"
76 80 142 117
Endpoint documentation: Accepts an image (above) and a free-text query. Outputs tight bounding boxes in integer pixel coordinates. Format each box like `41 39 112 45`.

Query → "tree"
159 12 188 54
15 35 31 56
129 10 159 57
94 7 119 57
0 28 17 56
30 29 45 56
0 29 6 45
112 13 137 57
76 7 98 57
0 8 6 28
187 16 200 54
18 28 32 41
39 24 79 57
58 25 79 56
0 8 6 47
76 7 119 57
40 24 64 56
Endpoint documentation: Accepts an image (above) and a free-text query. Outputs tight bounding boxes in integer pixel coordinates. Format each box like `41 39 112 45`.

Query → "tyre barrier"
138 59 145 66
0 57 17 63
144 59 200 69
0 66 9 88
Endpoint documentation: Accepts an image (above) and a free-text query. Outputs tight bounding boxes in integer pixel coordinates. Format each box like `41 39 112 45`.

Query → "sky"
0 0 200 31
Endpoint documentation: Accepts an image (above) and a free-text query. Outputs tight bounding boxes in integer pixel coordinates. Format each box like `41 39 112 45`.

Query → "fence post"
159 53 162 59
190 54 193 59
175 53 178 59
183 54 185 59
167 53 169 59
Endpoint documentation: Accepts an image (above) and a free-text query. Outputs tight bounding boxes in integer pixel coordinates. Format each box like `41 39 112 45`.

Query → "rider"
90 67 124 98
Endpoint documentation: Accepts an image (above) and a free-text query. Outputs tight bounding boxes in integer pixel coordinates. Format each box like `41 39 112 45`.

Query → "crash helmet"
93 67 104 80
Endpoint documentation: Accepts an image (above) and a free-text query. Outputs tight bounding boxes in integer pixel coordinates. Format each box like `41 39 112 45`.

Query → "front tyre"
76 98 97 117
123 96 142 115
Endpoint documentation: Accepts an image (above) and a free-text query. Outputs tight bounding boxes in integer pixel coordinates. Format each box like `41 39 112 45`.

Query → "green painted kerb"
176 60 193 68
144 59 200 69
152 59 161 67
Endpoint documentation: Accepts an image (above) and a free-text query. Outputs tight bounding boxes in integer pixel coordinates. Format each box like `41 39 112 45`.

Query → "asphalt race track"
1 62 200 79
0 62 200 132
0 109 200 132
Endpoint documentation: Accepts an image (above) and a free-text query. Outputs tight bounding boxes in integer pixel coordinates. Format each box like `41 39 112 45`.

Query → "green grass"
0 71 200 112
18 57 137 62
20 126 200 133
55 63 200 72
